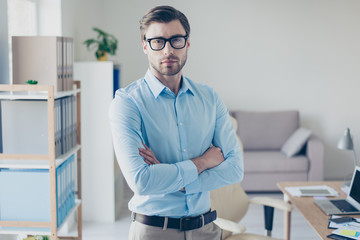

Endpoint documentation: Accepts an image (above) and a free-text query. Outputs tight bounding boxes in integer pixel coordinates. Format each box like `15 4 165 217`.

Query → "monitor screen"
350 169 360 203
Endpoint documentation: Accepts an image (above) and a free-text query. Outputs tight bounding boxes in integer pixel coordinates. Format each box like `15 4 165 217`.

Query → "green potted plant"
83 27 118 61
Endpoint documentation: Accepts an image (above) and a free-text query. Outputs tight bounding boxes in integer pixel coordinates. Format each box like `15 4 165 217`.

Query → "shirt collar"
144 69 194 98
144 69 166 98
179 75 195 97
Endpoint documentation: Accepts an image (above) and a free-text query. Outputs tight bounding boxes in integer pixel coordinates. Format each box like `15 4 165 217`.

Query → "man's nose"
163 41 174 55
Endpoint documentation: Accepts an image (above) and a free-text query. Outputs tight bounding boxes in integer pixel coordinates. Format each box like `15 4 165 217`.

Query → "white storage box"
0 168 51 222
1 100 48 155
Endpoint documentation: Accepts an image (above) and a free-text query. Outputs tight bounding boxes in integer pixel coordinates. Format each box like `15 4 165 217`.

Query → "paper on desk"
332 227 360 239
329 216 360 229
329 215 360 239
284 185 338 196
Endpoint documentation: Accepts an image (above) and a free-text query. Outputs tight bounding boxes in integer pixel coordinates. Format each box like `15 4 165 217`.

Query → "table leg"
283 194 291 240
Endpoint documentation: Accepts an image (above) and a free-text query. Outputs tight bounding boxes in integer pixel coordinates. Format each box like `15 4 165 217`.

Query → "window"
7 0 61 83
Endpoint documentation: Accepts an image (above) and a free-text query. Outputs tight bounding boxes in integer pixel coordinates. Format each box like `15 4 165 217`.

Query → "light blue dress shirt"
109 69 243 218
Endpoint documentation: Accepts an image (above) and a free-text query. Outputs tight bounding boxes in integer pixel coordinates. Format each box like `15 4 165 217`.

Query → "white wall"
0 0 9 84
62 0 360 180
37 0 62 36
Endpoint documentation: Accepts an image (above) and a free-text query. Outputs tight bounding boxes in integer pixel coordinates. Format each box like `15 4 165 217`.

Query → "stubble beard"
151 53 187 77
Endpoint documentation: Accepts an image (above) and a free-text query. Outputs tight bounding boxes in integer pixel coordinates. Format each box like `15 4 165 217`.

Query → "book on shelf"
62 37 74 91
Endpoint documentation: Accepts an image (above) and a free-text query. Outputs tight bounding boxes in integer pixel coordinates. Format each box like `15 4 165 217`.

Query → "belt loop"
162 217 168 231
131 212 136 222
201 214 205 227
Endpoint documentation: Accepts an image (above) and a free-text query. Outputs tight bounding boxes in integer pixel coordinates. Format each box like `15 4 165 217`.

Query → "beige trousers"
129 220 221 240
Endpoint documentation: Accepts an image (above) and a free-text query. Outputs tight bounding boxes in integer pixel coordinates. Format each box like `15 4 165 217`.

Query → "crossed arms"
139 143 224 175
109 91 244 196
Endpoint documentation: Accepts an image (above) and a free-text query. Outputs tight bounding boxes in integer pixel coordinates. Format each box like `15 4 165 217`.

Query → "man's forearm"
185 150 244 195
191 157 206 174
191 146 224 174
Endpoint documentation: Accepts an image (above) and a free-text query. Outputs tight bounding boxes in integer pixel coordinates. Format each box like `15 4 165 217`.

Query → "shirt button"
183 149 186 152
179 122 183 126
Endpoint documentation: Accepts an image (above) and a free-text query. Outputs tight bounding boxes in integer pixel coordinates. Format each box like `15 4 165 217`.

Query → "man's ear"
142 40 148 54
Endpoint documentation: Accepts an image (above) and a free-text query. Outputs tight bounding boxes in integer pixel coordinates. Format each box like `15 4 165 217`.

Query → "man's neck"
150 68 182 96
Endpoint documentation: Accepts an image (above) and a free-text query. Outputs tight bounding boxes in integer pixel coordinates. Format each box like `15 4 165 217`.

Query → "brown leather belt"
132 210 217 231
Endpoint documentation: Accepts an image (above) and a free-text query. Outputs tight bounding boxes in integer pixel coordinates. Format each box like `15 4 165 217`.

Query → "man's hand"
191 146 224 174
139 143 160 165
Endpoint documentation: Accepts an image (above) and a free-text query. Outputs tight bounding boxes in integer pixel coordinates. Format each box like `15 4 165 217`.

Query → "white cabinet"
74 61 123 222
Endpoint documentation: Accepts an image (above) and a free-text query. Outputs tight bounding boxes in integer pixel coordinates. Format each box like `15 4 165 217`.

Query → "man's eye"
172 38 181 43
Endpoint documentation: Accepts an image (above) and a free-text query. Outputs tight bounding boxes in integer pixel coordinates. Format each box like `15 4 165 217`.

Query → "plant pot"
96 51 108 61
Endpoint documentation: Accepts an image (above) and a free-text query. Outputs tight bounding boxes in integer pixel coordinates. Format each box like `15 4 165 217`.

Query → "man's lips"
161 58 178 64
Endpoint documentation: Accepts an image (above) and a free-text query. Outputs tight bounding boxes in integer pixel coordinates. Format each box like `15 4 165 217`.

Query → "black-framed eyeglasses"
146 35 188 51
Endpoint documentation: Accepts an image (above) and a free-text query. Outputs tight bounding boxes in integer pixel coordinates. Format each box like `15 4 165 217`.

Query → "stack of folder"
56 154 76 227
55 95 77 158
12 36 74 92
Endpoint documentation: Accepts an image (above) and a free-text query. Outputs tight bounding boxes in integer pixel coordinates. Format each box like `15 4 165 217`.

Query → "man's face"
142 20 190 77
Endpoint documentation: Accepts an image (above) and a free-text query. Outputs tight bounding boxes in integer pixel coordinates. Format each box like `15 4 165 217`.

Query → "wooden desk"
277 181 354 240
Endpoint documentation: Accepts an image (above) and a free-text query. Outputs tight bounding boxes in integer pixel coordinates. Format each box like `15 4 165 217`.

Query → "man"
109 5 243 240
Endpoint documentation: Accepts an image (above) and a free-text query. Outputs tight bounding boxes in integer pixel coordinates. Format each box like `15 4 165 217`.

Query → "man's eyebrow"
147 34 187 39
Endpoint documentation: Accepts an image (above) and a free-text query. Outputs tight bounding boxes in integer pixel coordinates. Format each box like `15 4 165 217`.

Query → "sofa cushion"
232 110 299 150
281 127 312 157
243 151 309 173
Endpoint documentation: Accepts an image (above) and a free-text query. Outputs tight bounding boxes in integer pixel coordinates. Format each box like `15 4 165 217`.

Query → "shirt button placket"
175 98 188 160
187 197 193 213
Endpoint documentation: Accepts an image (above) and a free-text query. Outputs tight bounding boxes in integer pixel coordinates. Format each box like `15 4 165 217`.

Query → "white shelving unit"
0 84 82 240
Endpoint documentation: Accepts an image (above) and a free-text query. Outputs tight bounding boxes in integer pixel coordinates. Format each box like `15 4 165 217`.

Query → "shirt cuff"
175 160 198 186
184 176 200 194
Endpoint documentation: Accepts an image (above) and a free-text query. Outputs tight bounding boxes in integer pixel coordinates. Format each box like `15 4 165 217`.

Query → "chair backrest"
210 183 249 239
230 115 243 151
209 115 248 239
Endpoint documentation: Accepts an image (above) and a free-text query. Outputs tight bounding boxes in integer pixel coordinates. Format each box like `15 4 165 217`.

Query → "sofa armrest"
306 135 324 181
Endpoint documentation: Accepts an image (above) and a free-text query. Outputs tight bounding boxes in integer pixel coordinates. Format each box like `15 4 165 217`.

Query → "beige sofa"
230 110 324 192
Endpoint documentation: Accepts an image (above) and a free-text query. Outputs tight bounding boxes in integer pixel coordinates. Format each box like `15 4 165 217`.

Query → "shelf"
0 200 81 236
0 88 81 100
0 145 81 169
55 145 81 167
0 44 82 240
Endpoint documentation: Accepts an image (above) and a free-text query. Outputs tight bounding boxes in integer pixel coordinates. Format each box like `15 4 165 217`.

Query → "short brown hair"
139 6 190 41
